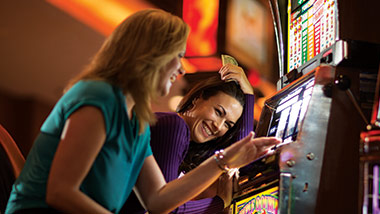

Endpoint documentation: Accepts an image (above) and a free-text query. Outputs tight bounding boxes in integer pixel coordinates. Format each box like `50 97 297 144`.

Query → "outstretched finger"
257 147 276 157
239 132 255 145
226 132 255 151
252 137 282 148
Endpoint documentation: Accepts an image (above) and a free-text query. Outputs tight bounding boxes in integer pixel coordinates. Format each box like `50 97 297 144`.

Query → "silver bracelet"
214 149 230 173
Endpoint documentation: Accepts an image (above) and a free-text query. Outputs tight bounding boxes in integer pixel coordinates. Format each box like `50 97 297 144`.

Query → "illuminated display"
46 0 155 36
234 186 278 214
362 163 380 214
372 165 380 213
288 0 336 72
267 77 314 143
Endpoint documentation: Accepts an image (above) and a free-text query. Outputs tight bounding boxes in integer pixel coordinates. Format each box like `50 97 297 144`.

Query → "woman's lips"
201 122 212 137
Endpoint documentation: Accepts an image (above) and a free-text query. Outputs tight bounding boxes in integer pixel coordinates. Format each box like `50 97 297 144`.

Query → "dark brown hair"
178 75 245 173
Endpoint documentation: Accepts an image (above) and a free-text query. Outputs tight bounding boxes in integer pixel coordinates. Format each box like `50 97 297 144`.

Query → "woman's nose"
213 119 225 135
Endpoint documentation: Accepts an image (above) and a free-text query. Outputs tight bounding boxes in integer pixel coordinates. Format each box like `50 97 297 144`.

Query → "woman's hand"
219 64 254 95
222 132 281 169
216 171 237 208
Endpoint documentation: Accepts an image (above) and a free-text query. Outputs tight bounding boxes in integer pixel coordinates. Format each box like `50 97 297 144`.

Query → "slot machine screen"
288 0 337 72
267 76 315 144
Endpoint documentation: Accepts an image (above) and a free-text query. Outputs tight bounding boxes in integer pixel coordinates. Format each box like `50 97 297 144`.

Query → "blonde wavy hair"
66 9 189 133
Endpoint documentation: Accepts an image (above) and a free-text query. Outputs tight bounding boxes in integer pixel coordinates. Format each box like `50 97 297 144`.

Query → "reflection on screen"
267 77 314 143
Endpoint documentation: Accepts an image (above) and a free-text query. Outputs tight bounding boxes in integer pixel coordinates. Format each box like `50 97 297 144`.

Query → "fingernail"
250 132 255 140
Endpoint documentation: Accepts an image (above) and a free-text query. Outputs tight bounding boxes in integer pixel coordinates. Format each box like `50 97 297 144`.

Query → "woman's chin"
193 136 212 144
159 85 171 96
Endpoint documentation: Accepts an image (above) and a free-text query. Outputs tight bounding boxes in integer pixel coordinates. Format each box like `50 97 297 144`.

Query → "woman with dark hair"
5 9 279 214
177 67 249 175
123 63 259 213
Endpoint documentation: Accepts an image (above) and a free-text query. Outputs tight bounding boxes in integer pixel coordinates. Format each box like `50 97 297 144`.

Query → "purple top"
121 94 254 213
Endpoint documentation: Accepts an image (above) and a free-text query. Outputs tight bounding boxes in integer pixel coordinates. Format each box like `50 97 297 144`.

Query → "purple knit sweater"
121 94 254 214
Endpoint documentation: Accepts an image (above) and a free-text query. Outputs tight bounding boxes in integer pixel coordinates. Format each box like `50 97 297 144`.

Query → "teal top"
5 80 152 213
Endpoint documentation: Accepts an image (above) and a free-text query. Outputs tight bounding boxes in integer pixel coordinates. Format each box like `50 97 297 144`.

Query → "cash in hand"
221 54 238 66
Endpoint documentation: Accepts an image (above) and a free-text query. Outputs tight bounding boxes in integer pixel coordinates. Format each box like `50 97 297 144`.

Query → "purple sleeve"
121 113 190 214
168 95 254 213
235 94 255 141
151 113 225 213
239 94 262 175
150 113 190 182
121 113 224 213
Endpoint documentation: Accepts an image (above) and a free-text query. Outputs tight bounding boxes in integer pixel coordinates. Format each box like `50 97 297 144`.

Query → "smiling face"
158 50 186 96
182 92 243 143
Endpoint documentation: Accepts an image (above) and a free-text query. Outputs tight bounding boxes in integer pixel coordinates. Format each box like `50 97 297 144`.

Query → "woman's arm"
134 132 280 214
46 106 111 214
134 153 222 214
147 113 224 213
219 64 255 141
123 113 226 214
219 64 254 95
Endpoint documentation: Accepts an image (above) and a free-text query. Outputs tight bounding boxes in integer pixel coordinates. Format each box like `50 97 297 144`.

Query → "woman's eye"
215 108 221 116
225 122 232 129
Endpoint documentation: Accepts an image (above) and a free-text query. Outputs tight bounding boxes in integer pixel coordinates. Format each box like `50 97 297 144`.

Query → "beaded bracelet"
213 149 230 173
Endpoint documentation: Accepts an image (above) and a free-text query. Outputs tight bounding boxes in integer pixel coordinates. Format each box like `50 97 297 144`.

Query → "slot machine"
360 67 380 214
229 0 380 213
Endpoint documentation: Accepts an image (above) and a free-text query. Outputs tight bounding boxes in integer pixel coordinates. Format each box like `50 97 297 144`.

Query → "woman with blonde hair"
6 9 280 214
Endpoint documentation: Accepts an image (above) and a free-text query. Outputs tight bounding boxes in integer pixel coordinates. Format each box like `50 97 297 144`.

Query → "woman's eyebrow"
218 104 238 125
217 104 226 116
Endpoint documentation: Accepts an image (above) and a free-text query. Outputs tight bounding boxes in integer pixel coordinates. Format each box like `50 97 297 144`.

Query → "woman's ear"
190 97 202 111
183 97 198 116
191 97 198 108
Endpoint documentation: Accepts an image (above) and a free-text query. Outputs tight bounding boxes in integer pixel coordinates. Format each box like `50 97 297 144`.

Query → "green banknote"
221 54 238 66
